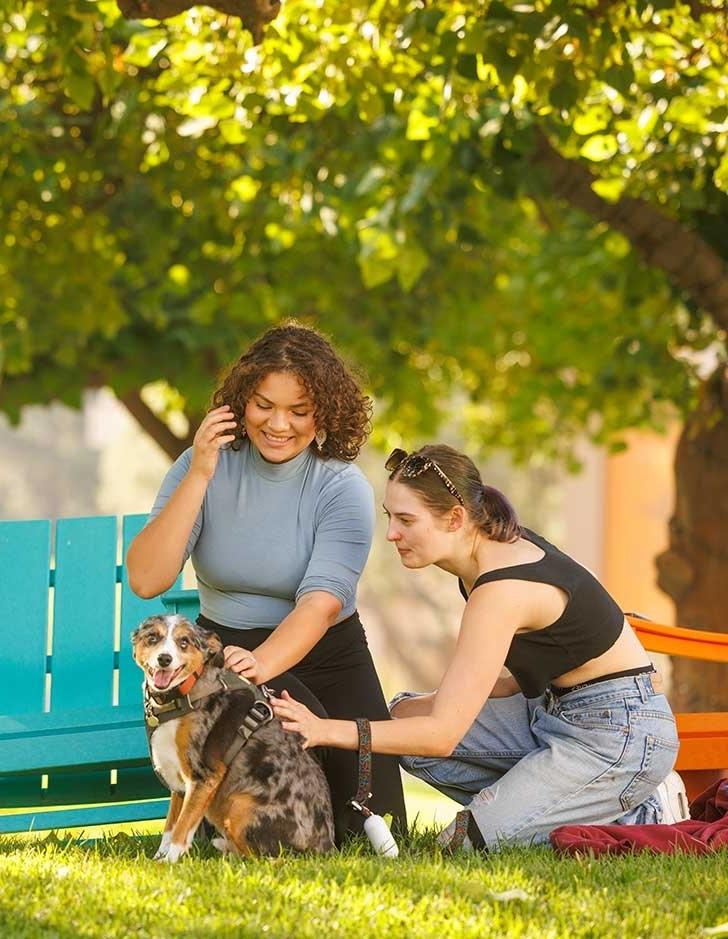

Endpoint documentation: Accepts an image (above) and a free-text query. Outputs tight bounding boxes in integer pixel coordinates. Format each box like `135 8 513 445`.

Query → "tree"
1 0 726 707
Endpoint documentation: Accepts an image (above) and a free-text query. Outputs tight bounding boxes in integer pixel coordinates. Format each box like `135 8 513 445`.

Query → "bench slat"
118 514 167 708
0 520 51 716
0 723 150 774
0 799 170 834
52 517 118 710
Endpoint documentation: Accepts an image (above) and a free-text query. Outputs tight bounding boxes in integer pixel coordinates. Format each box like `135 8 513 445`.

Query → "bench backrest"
0 514 176 719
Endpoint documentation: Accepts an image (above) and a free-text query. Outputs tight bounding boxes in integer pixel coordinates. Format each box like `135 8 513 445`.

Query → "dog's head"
131 615 224 693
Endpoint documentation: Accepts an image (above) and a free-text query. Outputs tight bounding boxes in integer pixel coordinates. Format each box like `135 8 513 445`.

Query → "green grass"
1 781 727 938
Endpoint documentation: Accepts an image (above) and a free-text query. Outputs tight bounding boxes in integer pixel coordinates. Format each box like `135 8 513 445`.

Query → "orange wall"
602 427 680 624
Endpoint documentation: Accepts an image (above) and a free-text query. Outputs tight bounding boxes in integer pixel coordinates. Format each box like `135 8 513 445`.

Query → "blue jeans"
395 672 679 849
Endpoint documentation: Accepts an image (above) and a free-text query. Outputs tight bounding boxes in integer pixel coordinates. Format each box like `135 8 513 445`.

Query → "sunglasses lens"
385 448 408 473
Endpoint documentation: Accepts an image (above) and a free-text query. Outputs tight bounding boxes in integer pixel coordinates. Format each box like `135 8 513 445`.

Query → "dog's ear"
201 629 225 667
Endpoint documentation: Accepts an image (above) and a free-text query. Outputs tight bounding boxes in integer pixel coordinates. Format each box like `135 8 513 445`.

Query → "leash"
347 718 398 858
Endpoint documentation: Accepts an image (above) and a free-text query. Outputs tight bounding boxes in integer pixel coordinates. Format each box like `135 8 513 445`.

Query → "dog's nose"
157 653 173 668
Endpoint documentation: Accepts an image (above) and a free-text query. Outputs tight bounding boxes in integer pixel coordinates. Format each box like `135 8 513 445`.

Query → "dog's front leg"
164 776 223 863
154 791 184 860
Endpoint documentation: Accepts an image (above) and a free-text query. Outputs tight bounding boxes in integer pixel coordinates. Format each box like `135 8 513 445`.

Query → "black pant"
198 612 408 845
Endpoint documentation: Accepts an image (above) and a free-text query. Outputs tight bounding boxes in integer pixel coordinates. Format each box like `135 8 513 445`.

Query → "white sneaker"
655 771 690 823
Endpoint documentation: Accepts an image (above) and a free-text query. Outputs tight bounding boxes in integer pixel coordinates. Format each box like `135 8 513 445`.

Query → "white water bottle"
363 813 399 858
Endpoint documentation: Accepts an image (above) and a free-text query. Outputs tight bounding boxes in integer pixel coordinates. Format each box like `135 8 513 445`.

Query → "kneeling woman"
272 444 686 850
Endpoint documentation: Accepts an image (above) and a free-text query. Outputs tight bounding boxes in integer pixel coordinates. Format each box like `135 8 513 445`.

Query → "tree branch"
116 0 281 44
529 128 728 332
118 388 197 460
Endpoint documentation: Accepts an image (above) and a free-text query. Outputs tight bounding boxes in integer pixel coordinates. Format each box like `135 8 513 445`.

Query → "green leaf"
65 71 95 110
604 63 635 96
456 54 479 81
579 134 618 162
713 154 728 194
591 177 627 202
396 242 429 291
400 166 437 214
573 109 610 135
549 81 580 112
124 30 168 67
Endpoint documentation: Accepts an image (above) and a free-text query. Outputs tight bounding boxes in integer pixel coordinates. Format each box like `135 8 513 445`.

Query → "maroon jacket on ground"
550 779 728 855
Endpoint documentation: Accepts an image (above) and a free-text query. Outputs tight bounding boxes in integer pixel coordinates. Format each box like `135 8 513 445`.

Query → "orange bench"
628 614 728 801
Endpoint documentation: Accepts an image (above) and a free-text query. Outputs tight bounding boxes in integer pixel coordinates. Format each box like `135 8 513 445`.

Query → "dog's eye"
146 635 159 645
178 638 189 650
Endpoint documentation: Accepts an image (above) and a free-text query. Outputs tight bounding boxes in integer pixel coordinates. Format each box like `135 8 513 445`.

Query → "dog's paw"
153 833 172 860
162 842 187 863
211 836 231 855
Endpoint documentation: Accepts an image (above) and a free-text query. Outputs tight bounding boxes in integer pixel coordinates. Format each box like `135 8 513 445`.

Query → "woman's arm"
273 580 524 756
390 667 519 719
127 469 208 598
126 407 237 598
225 591 342 683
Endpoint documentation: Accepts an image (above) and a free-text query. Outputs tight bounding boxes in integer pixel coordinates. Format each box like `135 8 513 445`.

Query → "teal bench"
0 514 200 834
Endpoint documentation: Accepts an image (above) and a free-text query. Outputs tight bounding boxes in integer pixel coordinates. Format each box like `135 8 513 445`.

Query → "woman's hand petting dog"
224 644 261 682
271 690 326 749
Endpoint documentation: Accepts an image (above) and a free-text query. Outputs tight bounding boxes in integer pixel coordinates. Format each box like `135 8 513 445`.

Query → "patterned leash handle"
347 718 399 858
349 718 373 815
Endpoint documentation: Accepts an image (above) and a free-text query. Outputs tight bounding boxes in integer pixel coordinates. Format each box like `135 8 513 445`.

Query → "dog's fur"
132 614 334 862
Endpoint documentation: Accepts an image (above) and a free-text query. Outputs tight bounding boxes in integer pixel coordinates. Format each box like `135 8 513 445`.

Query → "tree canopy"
1 0 725 462
2 0 728 708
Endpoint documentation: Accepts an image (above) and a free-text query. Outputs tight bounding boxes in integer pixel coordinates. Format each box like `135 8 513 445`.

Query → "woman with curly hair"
127 322 407 843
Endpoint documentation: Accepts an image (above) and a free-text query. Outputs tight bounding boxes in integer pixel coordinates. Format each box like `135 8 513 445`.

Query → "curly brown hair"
211 321 373 462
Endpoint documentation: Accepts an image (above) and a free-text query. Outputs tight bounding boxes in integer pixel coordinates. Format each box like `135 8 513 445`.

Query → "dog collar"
178 668 202 696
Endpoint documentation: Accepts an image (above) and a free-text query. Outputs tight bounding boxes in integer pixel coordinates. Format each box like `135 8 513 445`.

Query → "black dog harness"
143 669 274 769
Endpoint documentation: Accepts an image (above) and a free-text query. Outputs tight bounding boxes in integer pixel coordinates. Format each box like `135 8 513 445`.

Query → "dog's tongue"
153 669 174 690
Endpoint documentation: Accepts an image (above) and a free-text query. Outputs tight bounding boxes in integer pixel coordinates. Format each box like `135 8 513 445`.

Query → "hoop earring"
315 429 327 451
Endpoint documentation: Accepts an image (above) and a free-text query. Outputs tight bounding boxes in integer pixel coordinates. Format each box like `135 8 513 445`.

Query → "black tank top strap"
468 529 572 594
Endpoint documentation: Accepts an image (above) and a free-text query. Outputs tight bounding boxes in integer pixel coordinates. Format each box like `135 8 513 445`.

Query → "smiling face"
383 479 457 569
131 615 222 693
244 371 317 464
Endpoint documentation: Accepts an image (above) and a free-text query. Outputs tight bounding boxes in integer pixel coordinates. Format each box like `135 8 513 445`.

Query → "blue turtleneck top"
149 441 375 630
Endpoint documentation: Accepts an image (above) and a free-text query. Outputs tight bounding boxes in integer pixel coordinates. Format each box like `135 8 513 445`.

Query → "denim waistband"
549 664 656 698
544 668 659 706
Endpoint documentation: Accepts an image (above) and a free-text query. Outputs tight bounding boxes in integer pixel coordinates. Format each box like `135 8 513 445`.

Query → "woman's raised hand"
189 405 238 481
270 690 326 749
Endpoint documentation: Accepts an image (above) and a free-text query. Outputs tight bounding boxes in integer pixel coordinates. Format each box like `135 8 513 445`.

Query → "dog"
132 614 335 861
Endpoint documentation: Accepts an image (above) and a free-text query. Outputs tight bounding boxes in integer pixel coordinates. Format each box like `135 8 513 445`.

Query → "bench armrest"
627 615 728 663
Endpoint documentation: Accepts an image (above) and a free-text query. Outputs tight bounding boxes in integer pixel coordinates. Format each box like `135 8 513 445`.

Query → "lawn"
1 781 727 939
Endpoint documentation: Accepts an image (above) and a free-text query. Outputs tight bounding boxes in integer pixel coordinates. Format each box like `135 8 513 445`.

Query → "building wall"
603 428 679 625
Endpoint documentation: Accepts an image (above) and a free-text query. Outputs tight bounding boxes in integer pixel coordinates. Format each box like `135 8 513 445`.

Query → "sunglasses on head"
385 448 465 506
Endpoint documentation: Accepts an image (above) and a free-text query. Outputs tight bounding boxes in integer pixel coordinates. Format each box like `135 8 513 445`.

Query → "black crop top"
458 528 624 698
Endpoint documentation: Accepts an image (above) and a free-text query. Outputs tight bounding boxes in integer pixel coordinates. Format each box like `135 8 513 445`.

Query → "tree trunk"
530 129 728 711
119 389 199 460
656 365 728 711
